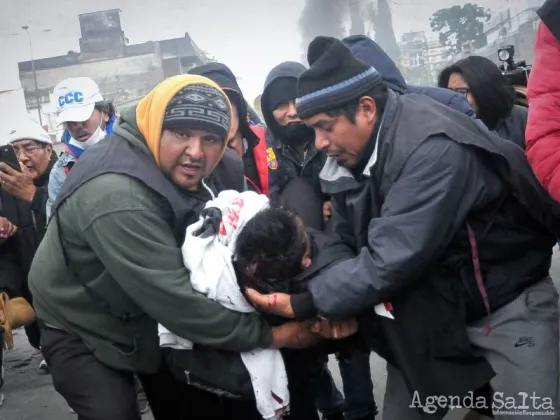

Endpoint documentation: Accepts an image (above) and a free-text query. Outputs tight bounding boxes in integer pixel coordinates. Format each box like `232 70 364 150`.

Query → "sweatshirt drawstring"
202 179 216 200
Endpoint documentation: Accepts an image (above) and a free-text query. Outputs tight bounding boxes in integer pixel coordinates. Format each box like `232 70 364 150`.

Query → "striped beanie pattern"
296 36 383 119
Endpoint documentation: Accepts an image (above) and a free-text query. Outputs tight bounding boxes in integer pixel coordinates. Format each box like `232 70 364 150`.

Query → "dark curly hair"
234 206 308 293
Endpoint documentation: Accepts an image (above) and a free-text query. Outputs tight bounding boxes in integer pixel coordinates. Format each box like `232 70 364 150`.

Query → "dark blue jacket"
342 35 476 118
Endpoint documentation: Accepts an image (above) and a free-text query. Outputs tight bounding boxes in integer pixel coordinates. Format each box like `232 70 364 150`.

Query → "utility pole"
21 25 43 127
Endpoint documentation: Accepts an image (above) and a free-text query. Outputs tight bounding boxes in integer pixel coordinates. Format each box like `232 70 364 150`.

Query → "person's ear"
301 256 312 270
45 144 53 155
359 97 377 125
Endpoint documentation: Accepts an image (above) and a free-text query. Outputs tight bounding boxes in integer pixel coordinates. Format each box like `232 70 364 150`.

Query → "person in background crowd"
28 75 320 420
526 0 560 201
0 120 57 405
261 62 327 205
260 62 328 232
249 37 560 419
342 35 475 118
261 61 377 420
261 62 325 197
189 63 271 195
439 56 528 149
46 77 117 220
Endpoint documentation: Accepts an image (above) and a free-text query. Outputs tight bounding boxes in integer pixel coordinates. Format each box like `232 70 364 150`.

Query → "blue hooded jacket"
342 35 476 118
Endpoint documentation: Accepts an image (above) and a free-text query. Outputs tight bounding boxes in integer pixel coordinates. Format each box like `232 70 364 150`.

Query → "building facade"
425 40 451 84
399 31 430 85
398 31 451 85
18 9 209 139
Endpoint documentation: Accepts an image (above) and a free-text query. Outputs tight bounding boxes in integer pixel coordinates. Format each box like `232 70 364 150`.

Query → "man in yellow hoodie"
29 75 321 419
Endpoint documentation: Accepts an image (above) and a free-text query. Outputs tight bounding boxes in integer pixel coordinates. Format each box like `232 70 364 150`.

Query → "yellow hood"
136 74 232 166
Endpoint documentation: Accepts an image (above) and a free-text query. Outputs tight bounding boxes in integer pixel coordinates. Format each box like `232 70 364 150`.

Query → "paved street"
2 251 560 419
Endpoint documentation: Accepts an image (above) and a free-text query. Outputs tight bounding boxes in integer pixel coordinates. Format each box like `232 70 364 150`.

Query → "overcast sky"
0 0 535 101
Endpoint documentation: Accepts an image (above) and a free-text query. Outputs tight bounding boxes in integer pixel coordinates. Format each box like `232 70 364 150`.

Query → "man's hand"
0 217 18 240
311 318 358 340
323 201 332 223
271 321 321 349
0 162 36 202
246 289 295 318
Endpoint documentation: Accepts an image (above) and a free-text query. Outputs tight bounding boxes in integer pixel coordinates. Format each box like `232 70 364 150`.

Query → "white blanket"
158 190 289 420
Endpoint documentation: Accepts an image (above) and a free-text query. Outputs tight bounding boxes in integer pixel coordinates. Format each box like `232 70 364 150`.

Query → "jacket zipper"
31 209 38 235
301 148 320 174
283 144 320 175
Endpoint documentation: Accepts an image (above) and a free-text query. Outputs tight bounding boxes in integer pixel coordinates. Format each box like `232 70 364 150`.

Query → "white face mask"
69 114 107 150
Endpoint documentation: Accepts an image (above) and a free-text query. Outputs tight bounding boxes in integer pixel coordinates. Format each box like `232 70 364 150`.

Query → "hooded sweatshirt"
29 75 273 374
261 62 327 200
342 35 476 118
189 63 270 195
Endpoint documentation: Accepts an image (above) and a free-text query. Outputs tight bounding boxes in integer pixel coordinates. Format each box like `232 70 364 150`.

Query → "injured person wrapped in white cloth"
158 190 289 420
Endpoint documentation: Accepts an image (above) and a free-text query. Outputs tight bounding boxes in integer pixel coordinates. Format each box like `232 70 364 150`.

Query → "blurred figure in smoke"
439 56 528 150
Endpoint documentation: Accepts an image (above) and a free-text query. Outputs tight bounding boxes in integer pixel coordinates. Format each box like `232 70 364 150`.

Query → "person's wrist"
260 323 274 348
23 186 36 203
270 326 286 348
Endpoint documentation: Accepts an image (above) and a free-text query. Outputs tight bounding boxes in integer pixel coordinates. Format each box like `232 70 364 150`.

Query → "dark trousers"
41 327 318 419
40 326 189 420
282 349 321 420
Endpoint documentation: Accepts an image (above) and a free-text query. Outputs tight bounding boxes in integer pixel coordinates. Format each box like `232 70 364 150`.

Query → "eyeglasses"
449 87 470 97
13 145 45 157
